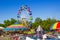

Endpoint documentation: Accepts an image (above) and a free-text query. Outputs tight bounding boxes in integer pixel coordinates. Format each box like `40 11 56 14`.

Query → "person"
13 33 19 40
26 36 34 40
42 34 47 40
19 34 26 40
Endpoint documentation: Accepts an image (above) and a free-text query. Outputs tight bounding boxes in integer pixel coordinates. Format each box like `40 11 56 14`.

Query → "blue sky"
0 0 60 23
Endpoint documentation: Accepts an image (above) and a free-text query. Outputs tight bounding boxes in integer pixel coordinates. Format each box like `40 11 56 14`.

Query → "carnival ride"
4 5 33 34
17 5 33 27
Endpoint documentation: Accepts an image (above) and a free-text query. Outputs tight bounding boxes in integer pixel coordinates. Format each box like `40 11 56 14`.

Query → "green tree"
0 24 5 27
32 17 58 31
32 17 42 29
35 17 42 23
4 20 11 27
41 18 58 31
10 18 17 24
3 18 17 27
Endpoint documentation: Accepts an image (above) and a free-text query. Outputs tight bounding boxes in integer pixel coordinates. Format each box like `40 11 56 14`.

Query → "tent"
36 25 43 39
36 25 43 32
0 27 4 30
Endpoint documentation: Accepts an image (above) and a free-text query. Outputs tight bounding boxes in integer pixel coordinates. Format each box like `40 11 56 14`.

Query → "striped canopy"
8 24 25 28
50 22 60 30
4 24 28 31
50 22 60 32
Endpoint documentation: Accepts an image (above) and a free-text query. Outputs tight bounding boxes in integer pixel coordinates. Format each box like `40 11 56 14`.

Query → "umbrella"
50 22 60 30
50 22 60 32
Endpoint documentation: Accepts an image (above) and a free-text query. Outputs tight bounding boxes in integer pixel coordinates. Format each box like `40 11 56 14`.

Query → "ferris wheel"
17 5 33 27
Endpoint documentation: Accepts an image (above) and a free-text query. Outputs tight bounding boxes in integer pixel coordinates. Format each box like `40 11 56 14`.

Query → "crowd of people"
0 29 60 40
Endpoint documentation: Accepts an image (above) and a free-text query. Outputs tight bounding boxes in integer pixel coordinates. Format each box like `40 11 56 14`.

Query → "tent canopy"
4 24 28 31
0 27 4 30
36 25 43 32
